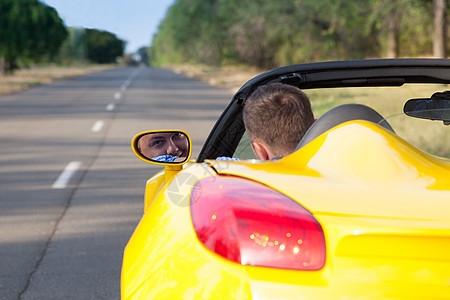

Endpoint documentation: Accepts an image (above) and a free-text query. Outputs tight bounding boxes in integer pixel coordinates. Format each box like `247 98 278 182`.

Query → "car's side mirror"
404 91 450 125
131 130 192 165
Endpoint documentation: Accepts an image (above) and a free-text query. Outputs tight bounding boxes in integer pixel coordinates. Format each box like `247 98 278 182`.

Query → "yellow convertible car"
122 59 450 299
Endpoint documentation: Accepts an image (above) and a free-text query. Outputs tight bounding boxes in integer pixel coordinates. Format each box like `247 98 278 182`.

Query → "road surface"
0 67 232 299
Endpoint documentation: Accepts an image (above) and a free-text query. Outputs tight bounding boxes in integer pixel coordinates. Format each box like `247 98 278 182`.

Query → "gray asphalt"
0 67 232 299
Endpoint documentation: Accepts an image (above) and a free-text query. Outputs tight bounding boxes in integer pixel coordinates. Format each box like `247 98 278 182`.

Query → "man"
243 83 314 160
138 132 189 162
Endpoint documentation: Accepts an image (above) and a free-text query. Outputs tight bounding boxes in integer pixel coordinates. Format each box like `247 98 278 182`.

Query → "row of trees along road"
151 0 449 69
57 28 126 65
0 0 125 74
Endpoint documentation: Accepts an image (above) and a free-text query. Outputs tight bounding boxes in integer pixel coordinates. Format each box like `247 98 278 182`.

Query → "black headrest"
295 104 394 150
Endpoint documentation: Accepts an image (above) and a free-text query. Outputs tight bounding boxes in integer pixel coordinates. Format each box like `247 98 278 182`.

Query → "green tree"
366 0 431 58
137 47 149 65
151 0 229 66
150 0 445 68
0 0 67 73
433 0 447 57
56 27 88 64
84 29 125 64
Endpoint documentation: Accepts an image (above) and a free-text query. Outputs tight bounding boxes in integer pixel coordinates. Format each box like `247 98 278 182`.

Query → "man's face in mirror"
138 132 189 160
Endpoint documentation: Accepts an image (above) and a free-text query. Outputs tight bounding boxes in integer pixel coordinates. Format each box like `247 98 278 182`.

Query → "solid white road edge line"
52 161 81 189
91 120 104 132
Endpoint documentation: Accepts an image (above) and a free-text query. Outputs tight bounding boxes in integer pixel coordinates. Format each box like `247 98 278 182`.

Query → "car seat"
295 103 394 150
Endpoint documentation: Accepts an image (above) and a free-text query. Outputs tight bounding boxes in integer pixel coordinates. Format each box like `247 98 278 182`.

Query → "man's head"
243 83 314 160
138 132 189 160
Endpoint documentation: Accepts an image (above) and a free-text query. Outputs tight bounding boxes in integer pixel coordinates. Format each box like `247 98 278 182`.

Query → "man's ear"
250 141 272 160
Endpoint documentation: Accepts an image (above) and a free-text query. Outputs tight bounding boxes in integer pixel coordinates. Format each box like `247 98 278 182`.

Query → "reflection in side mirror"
404 93 450 125
132 130 192 165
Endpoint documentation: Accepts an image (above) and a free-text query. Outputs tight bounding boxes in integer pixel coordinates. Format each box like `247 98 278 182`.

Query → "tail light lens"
190 176 325 270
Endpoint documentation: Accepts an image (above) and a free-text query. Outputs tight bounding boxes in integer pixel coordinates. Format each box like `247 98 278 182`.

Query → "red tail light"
190 176 325 270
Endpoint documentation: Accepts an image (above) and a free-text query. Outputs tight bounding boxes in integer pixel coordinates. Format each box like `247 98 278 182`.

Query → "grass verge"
0 65 115 96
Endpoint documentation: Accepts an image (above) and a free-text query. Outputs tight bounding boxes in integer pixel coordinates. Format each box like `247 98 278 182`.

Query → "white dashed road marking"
52 161 81 189
106 103 115 111
91 120 104 132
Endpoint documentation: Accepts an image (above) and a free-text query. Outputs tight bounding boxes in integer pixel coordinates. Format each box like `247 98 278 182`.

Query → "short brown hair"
243 83 314 157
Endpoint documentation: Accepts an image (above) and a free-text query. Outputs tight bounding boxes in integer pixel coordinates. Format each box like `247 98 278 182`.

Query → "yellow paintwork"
142 170 164 213
122 121 450 299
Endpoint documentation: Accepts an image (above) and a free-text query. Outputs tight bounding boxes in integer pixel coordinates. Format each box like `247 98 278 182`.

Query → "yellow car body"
122 59 450 299
123 120 450 299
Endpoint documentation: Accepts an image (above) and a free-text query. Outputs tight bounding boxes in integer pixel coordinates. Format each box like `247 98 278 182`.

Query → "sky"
41 0 175 53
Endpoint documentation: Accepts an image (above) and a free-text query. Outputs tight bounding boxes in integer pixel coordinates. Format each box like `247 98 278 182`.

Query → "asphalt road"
0 67 232 299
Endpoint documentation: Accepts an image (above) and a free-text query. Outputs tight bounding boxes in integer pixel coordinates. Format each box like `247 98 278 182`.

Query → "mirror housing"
131 130 192 165
404 91 450 125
